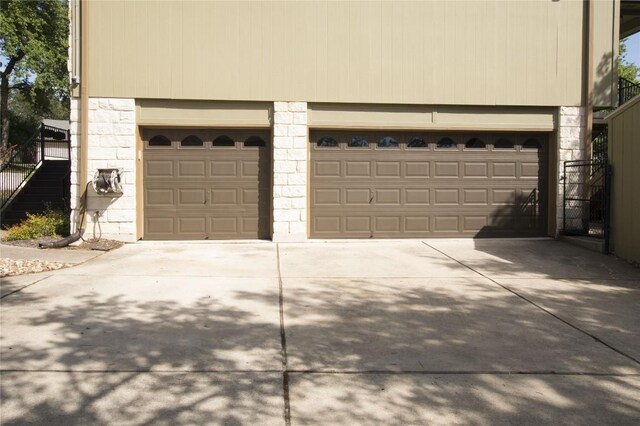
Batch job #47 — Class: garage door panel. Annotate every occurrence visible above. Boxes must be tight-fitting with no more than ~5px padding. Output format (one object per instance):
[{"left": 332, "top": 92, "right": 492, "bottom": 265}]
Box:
[
  {"left": 345, "top": 216, "right": 371, "bottom": 232},
  {"left": 434, "top": 162, "right": 460, "bottom": 177},
  {"left": 144, "top": 129, "right": 270, "bottom": 240},
  {"left": 375, "top": 189, "right": 401, "bottom": 205},
  {"left": 463, "top": 189, "right": 488, "bottom": 205},
  {"left": 178, "top": 217, "right": 206, "bottom": 234},
  {"left": 314, "top": 216, "right": 341, "bottom": 234},
  {"left": 211, "top": 189, "right": 237, "bottom": 205},
  {"left": 178, "top": 160, "right": 206, "bottom": 177},
  {"left": 375, "top": 162, "right": 401, "bottom": 177},
  {"left": 345, "top": 188, "right": 371, "bottom": 205},
  {"left": 210, "top": 217, "right": 238, "bottom": 234},
  {"left": 146, "top": 188, "right": 174, "bottom": 206},
  {"left": 310, "top": 130, "right": 547, "bottom": 238},
  {"left": 146, "top": 217, "right": 175, "bottom": 235},
  {"left": 493, "top": 162, "right": 517, "bottom": 177},
  {"left": 178, "top": 189, "right": 206, "bottom": 205},
  {"left": 405, "top": 189, "right": 430, "bottom": 205},
  {"left": 464, "top": 162, "right": 489, "bottom": 177},
  {"left": 210, "top": 161, "right": 237, "bottom": 177},
  {"left": 315, "top": 161, "right": 341, "bottom": 177},
  {"left": 315, "top": 188, "right": 341, "bottom": 205},
  {"left": 434, "top": 216, "right": 460, "bottom": 232},
  {"left": 405, "top": 161, "right": 430, "bottom": 177},
  {"left": 146, "top": 160, "right": 173, "bottom": 177},
  {"left": 434, "top": 189, "right": 459, "bottom": 205},
  {"left": 405, "top": 216, "right": 430, "bottom": 232}
]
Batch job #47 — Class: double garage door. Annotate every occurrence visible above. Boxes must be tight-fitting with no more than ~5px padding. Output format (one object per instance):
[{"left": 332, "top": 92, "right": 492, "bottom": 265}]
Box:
[
  {"left": 310, "top": 130, "right": 548, "bottom": 238},
  {"left": 143, "top": 129, "right": 270, "bottom": 240},
  {"left": 142, "top": 128, "right": 548, "bottom": 240}
]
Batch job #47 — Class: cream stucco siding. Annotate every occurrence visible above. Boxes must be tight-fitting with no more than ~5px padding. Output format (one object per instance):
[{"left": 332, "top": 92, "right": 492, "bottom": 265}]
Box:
[{"left": 87, "top": 0, "right": 599, "bottom": 107}]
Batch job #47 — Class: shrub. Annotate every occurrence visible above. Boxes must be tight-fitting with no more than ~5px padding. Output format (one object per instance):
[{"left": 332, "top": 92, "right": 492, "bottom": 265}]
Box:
[{"left": 3, "top": 209, "right": 70, "bottom": 241}]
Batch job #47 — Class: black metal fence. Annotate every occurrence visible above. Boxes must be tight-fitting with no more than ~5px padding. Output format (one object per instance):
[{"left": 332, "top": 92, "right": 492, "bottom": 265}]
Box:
[
  {"left": 619, "top": 77, "right": 640, "bottom": 106},
  {"left": 0, "top": 123, "right": 70, "bottom": 208},
  {"left": 563, "top": 160, "right": 610, "bottom": 248}
]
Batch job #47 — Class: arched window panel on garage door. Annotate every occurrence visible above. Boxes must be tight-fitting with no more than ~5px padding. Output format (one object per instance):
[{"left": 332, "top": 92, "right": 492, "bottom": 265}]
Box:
[
  {"left": 436, "top": 137, "right": 457, "bottom": 149},
  {"left": 212, "top": 135, "right": 235, "bottom": 148},
  {"left": 465, "top": 137, "right": 486, "bottom": 149},
  {"left": 407, "top": 137, "right": 427, "bottom": 148},
  {"left": 317, "top": 136, "right": 339, "bottom": 148},
  {"left": 377, "top": 136, "right": 399, "bottom": 148},
  {"left": 244, "top": 136, "right": 266, "bottom": 148},
  {"left": 494, "top": 137, "right": 515, "bottom": 150},
  {"left": 148, "top": 135, "right": 172, "bottom": 148},
  {"left": 522, "top": 138, "right": 542, "bottom": 151},
  {"left": 181, "top": 135, "right": 204, "bottom": 148},
  {"left": 348, "top": 136, "right": 369, "bottom": 148}
]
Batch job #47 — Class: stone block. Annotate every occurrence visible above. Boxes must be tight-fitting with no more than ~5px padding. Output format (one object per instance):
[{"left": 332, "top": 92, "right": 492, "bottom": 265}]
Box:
[
  {"left": 288, "top": 102, "right": 307, "bottom": 112},
  {"left": 274, "top": 112, "right": 293, "bottom": 124},
  {"left": 287, "top": 149, "right": 307, "bottom": 161},
  {"left": 289, "top": 221, "right": 307, "bottom": 234},
  {"left": 287, "top": 173, "right": 307, "bottom": 185},
  {"left": 288, "top": 125, "right": 307, "bottom": 137},
  {"left": 273, "top": 148, "right": 288, "bottom": 161},
  {"left": 89, "top": 123, "right": 113, "bottom": 136},
  {"left": 293, "top": 112, "right": 307, "bottom": 125},
  {"left": 291, "top": 198, "right": 307, "bottom": 209},
  {"left": 292, "top": 136, "right": 308, "bottom": 149},
  {"left": 282, "top": 185, "right": 306, "bottom": 197},
  {"left": 273, "top": 198, "right": 291, "bottom": 209},
  {"left": 274, "top": 161, "right": 297, "bottom": 173},
  {"left": 274, "top": 137, "right": 293, "bottom": 149},
  {"left": 274, "top": 209, "right": 300, "bottom": 222},
  {"left": 273, "top": 222, "right": 289, "bottom": 233},
  {"left": 114, "top": 123, "right": 136, "bottom": 136},
  {"left": 274, "top": 173, "right": 288, "bottom": 185},
  {"left": 274, "top": 124, "right": 288, "bottom": 137},
  {"left": 116, "top": 148, "right": 136, "bottom": 160},
  {"left": 274, "top": 102, "right": 289, "bottom": 112}
]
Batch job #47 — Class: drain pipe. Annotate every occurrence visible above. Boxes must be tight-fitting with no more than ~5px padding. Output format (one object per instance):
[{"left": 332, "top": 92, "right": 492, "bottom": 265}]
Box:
[{"left": 78, "top": 0, "right": 89, "bottom": 233}]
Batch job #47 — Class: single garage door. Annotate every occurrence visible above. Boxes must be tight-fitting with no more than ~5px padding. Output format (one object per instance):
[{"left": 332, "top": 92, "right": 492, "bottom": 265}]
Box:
[
  {"left": 143, "top": 129, "right": 270, "bottom": 240},
  {"left": 310, "top": 130, "right": 548, "bottom": 238}
]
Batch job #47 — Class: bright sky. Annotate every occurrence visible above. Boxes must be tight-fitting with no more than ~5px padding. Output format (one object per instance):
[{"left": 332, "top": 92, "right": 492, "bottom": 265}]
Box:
[{"left": 622, "top": 32, "right": 640, "bottom": 69}]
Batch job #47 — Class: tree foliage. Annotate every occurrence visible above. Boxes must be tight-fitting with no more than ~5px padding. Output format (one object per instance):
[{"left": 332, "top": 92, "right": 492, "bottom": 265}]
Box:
[
  {"left": 619, "top": 39, "right": 640, "bottom": 83},
  {"left": 0, "top": 0, "right": 69, "bottom": 151}
]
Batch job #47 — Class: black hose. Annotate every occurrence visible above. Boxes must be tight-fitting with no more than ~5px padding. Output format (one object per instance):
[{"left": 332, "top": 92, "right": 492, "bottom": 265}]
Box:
[{"left": 38, "top": 228, "right": 84, "bottom": 249}]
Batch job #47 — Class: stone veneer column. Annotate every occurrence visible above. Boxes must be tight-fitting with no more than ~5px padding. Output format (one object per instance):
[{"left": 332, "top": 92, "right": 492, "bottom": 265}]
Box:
[
  {"left": 556, "top": 106, "right": 587, "bottom": 236},
  {"left": 272, "top": 102, "right": 308, "bottom": 242},
  {"left": 70, "top": 97, "right": 137, "bottom": 242}
]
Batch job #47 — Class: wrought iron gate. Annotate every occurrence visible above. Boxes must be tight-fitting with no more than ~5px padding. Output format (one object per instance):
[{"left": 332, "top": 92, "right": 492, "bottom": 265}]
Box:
[{"left": 563, "top": 159, "right": 610, "bottom": 251}]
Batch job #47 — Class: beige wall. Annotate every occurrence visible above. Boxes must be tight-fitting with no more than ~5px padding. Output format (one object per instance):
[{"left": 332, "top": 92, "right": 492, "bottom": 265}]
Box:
[
  {"left": 86, "top": 0, "right": 606, "bottom": 107},
  {"left": 592, "top": 0, "right": 620, "bottom": 108},
  {"left": 608, "top": 96, "right": 640, "bottom": 264}
]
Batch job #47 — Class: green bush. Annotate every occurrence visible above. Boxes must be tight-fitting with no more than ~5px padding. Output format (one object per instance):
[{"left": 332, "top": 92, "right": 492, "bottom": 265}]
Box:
[{"left": 3, "top": 209, "right": 70, "bottom": 241}]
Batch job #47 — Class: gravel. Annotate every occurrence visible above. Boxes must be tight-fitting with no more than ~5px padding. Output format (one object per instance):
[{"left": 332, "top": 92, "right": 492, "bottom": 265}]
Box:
[
  {"left": 1, "top": 237, "right": 123, "bottom": 278},
  {"left": 1, "top": 258, "right": 73, "bottom": 278}
]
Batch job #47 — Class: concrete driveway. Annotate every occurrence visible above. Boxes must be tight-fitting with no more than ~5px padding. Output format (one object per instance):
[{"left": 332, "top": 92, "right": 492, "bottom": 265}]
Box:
[{"left": 1, "top": 239, "right": 639, "bottom": 425}]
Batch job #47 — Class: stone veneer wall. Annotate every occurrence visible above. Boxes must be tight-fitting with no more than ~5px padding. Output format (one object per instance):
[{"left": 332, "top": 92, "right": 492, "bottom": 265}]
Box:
[
  {"left": 69, "top": 97, "right": 137, "bottom": 242},
  {"left": 272, "top": 102, "right": 308, "bottom": 242},
  {"left": 556, "top": 106, "right": 587, "bottom": 235}
]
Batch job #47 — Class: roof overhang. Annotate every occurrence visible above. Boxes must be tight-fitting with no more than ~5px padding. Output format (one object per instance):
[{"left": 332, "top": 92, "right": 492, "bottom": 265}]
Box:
[{"left": 621, "top": 0, "right": 640, "bottom": 39}]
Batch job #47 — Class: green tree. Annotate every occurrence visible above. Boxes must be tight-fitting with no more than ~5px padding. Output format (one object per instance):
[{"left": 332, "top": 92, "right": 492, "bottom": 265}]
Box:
[
  {"left": 0, "top": 0, "right": 69, "bottom": 153},
  {"left": 619, "top": 39, "right": 640, "bottom": 83}
]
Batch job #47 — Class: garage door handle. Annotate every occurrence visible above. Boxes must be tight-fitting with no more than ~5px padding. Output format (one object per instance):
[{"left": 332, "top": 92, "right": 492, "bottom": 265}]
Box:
[{"left": 369, "top": 192, "right": 374, "bottom": 204}]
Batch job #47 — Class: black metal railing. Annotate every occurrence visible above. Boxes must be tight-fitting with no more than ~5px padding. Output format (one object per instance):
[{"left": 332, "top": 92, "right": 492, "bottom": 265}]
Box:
[
  {"left": 592, "top": 129, "right": 608, "bottom": 165},
  {"left": 0, "top": 123, "right": 70, "bottom": 209},
  {"left": 619, "top": 77, "right": 640, "bottom": 106},
  {"left": 563, "top": 159, "right": 611, "bottom": 250}
]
